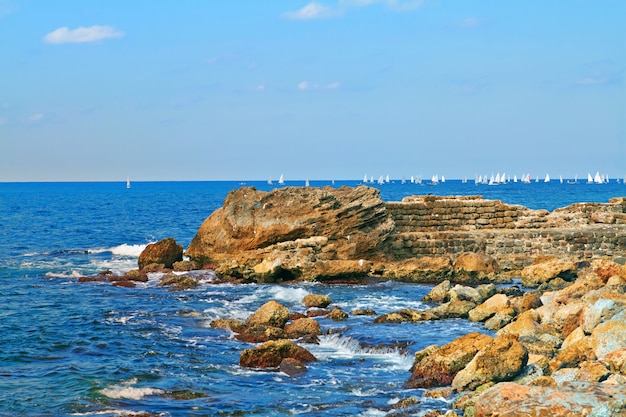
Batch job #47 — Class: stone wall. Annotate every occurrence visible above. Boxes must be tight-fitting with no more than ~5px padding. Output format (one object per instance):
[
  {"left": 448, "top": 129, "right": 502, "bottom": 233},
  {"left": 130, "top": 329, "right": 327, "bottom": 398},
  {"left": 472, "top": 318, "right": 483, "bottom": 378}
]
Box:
[{"left": 385, "top": 196, "right": 626, "bottom": 263}]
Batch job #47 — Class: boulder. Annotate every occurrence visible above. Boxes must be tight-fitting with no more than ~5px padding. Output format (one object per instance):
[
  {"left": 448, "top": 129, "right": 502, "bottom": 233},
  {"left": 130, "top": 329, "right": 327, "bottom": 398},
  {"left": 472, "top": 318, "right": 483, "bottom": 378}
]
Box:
[
  {"left": 302, "top": 294, "right": 332, "bottom": 308},
  {"left": 452, "top": 252, "right": 500, "bottom": 282},
  {"left": 452, "top": 334, "right": 528, "bottom": 391},
  {"left": 138, "top": 238, "right": 183, "bottom": 270},
  {"left": 279, "top": 358, "right": 308, "bottom": 377},
  {"left": 245, "top": 301, "right": 291, "bottom": 328},
  {"left": 186, "top": 186, "right": 395, "bottom": 264},
  {"left": 382, "top": 257, "right": 453, "bottom": 282},
  {"left": 422, "top": 280, "right": 452, "bottom": 303},
  {"left": 407, "top": 332, "right": 492, "bottom": 388},
  {"left": 520, "top": 257, "right": 578, "bottom": 287},
  {"left": 468, "top": 293, "right": 511, "bottom": 322},
  {"left": 474, "top": 382, "right": 626, "bottom": 416},
  {"left": 284, "top": 318, "right": 322, "bottom": 339},
  {"left": 239, "top": 340, "right": 317, "bottom": 368}
]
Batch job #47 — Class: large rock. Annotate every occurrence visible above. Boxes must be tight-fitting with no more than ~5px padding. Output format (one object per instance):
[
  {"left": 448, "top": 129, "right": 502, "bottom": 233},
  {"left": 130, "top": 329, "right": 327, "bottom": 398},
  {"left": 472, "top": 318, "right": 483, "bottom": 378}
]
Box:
[
  {"left": 245, "top": 301, "right": 291, "bottom": 328},
  {"left": 452, "top": 252, "right": 500, "bottom": 282},
  {"left": 138, "top": 238, "right": 183, "bottom": 270},
  {"left": 474, "top": 381, "right": 626, "bottom": 416},
  {"left": 239, "top": 340, "right": 317, "bottom": 368},
  {"left": 520, "top": 257, "right": 578, "bottom": 287},
  {"left": 407, "top": 332, "right": 492, "bottom": 388},
  {"left": 186, "top": 186, "right": 395, "bottom": 264},
  {"left": 452, "top": 334, "right": 528, "bottom": 391}
]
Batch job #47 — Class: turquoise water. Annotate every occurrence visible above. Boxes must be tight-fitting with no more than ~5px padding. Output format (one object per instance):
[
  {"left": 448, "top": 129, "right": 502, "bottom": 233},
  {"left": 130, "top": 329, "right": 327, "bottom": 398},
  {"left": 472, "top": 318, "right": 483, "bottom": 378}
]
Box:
[{"left": 0, "top": 179, "right": 624, "bottom": 416}]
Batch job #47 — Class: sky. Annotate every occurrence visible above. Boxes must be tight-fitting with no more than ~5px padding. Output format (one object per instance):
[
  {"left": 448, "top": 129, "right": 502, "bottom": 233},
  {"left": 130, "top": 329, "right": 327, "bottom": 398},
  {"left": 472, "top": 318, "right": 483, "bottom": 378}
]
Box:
[{"left": 1, "top": 0, "right": 625, "bottom": 182}]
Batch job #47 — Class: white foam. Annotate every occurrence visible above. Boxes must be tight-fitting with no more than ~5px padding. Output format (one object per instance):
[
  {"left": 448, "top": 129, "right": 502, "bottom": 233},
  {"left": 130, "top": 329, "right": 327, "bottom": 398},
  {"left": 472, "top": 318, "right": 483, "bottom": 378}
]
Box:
[
  {"left": 99, "top": 379, "right": 164, "bottom": 400},
  {"left": 90, "top": 243, "right": 149, "bottom": 258},
  {"left": 45, "top": 270, "right": 83, "bottom": 279},
  {"left": 311, "top": 334, "right": 413, "bottom": 370}
]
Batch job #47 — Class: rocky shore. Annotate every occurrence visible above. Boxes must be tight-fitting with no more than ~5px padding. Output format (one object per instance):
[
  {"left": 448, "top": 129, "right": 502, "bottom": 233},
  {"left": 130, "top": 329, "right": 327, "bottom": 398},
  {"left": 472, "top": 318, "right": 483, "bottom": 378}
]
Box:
[{"left": 80, "top": 185, "right": 626, "bottom": 415}]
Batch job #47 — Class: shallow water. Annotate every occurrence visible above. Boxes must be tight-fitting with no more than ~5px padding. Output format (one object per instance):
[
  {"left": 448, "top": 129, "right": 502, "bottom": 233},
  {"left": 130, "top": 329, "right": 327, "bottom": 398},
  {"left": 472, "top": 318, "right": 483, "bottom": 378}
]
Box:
[{"left": 1, "top": 179, "right": 624, "bottom": 416}]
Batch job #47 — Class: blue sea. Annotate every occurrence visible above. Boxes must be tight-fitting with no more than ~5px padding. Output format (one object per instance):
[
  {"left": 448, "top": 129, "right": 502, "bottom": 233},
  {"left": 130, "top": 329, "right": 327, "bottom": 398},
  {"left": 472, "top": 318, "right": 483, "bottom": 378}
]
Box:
[{"left": 1, "top": 179, "right": 625, "bottom": 417}]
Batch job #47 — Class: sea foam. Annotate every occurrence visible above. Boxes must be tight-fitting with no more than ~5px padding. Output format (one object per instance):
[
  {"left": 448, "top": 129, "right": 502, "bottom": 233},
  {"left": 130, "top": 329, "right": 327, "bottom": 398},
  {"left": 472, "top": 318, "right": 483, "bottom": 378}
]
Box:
[{"left": 99, "top": 379, "right": 164, "bottom": 400}]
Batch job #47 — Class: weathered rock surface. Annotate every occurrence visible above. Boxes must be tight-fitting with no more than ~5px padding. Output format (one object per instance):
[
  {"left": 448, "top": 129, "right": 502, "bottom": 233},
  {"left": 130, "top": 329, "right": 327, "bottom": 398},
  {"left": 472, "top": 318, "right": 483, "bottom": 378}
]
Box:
[
  {"left": 474, "top": 381, "right": 626, "bottom": 416},
  {"left": 239, "top": 340, "right": 317, "bottom": 368},
  {"left": 138, "top": 238, "right": 183, "bottom": 270},
  {"left": 407, "top": 332, "right": 492, "bottom": 388}
]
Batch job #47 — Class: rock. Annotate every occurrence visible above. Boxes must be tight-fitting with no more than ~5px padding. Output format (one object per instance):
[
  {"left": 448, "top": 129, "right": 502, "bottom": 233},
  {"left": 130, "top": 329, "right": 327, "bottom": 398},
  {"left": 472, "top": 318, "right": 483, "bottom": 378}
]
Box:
[
  {"left": 452, "top": 334, "right": 528, "bottom": 391},
  {"left": 468, "top": 293, "right": 510, "bottom": 322},
  {"left": 452, "top": 252, "right": 500, "bottom": 282},
  {"left": 246, "top": 301, "right": 291, "bottom": 328},
  {"left": 407, "top": 332, "right": 492, "bottom": 388},
  {"left": 520, "top": 257, "right": 578, "bottom": 287},
  {"left": 172, "top": 260, "right": 201, "bottom": 271},
  {"left": 302, "top": 294, "right": 332, "bottom": 308},
  {"left": 422, "top": 280, "right": 452, "bottom": 303},
  {"left": 382, "top": 257, "right": 453, "bottom": 283},
  {"left": 235, "top": 325, "right": 287, "bottom": 343},
  {"left": 159, "top": 273, "right": 199, "bottom": 290},
  {"left": 327, "top": 308, "right": 349, "bottom": 321},
  {"left": 186, "top": 186, "right": 395, "bottom": 269},
  {"left": 279, "top": 358, "right": 308, "bottom": 377},
  {"left": 510, "top": 291, "right": 542, "bottom": 315},
  {"left": 284, "top": 318, "right": 322, "bottom": 339},
  {"left": 239, "top": 340, "right": 317, "bottom": 368},
  {"left": 138, "top": 238, "right": 183, "bottom": 270},
  {"left": 474, "top": 381, "right": 626, "bottom": 416},
  {"left": 588, "top": 319, "right": 626, "bottom": 360},
  {"left": 350, "top": 308, "right": 377, "bottom": 316},
  {"left": 428, "top": 299, "right": 477, "bottom": 319}
]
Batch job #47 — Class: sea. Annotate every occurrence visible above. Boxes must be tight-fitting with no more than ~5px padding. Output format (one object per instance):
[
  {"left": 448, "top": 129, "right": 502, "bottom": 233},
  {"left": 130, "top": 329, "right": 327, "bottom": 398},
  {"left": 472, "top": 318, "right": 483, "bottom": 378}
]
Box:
[{"left": 1, "top": 178, "right": 625, "bottom": 417}]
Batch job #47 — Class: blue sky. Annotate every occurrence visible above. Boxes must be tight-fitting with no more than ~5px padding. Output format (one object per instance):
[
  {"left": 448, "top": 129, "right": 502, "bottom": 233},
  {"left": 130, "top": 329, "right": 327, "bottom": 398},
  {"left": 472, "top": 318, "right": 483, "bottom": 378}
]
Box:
[{"left": 1, "top": 0, "right": 624, "bottom": 182}]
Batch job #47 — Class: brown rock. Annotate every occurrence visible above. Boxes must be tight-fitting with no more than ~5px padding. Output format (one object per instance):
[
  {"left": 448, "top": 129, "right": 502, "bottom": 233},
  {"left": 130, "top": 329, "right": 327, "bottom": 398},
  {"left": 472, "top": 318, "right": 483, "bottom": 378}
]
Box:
[
  {"left": 452, "top": 252, "right": 500, "bottom": 282},
  {"left": 235, "top": 325, "right": 287, "bottom": 343},
  {"left": 138, "top": 238, "right": 183, "bottom": 270},
  {"left": 245, "top": 301, "right": 291, "bottom": 328},
  {"left": 520, "top": 257, "right": 578, "bottom": 287},
  {"left": 474, "top": 381, "right": 626, "bottom": 416},
  {"left": 284, "top": 317, "right": 322, "bottom": 339},
  {"left": 186, "top": 186, "right": 395, "bottom": 264},
  {"left": 407, "top": 332, "right": 493, "bottom": 388},
  {"left": 239, "top": 340, "right": 317, "bottom": 368},
  {"left": 302, "top": 294, "right": 332, "bottom": 308},
  {"left": 452, "top": 334, "right": 528, "bottom": 391},
  {"left": 468, "top": 293, "right": 510, "bottom": 322},
  {"left": 279, "top": 358, "right": 308, "bottom": 377},
  {"left": 383, "top": 257, "right": 453, "bottom": 282},
  {"left": 327, "top": 308, "right": 349, "bottom": 321},
  {"left": 422, "top": 280, "right": 452, "bottom": 303}
]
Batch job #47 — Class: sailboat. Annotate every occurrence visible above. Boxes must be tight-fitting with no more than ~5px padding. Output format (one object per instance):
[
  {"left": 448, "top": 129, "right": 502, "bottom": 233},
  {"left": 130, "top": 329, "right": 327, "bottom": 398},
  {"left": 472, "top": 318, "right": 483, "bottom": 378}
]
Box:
[
  {"left": 268, "top": 177, "right": 273, "bottom": 185},
  {"left": 304, "top": 178, "right": 310, "bottom": 187},
  {"left": 278, "top": 174, "right": 285, "bottom": 185},
  {"left": 567, "top": 174, "right": 578, "bottom": 184},
  {"left": 544, "top": 174, "right": 550, "bottom": 183},
  {"left": 126, "top": 177, "right": 131, "bottom": 189}
]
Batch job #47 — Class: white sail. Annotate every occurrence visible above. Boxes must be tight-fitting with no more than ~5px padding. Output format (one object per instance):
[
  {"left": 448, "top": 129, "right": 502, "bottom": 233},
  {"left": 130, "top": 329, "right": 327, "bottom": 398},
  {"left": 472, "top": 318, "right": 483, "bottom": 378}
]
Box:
[
  {"left": 594, "top": 171, "right": 603, "bottom": 184},
  {"left": 126, "top": 177, "right": 131, "bottom": 189},
  {"left": 364, "top": 174, "right": 368, "bottom": 183},
  {"left": 278, "top": 174, "right": 284, "bottom": 185},
  {"left": 544, "top": 174, "right": 550, "bottom": 183},
  {"left": 587, "top": 173, "right": 594, "bottom": 184}
]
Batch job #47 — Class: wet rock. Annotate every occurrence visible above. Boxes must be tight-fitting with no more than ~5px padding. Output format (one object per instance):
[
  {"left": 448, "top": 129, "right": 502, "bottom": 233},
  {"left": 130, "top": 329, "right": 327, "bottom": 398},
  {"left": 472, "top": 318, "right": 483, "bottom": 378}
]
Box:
[
  {"left": 239, "top": 340, "right": 317, "bottom": 368},
  {"left": 235, "top": 325, "right": 287, "bottom": 343},
  {"left": 159, "top": 273, "right": 199, "bottom": 290},
  {"left": 279, "top": 358, "right": 308, "bottom": 377},
  {"left": 350, "top": 308, "right": 377, "bottom": 316},
  {"left": 138, "top": 238, "right": 183, "bottom": 270},
  {"left": 284, "top": 318, "right": 322, "bottom": 339},
  {"left": 245, "top": 300, "right": 291, "bottom": 328},
  {"left": 327, "top": 307, "right": 349, "bottom": 321},
  {"left": 468, "top": 293, "right": 511, "bottom": 322},
  {"left": 422, "top": 280, "right": 452, "bottom": 303},
  {"left": 302, "top": 294, "right": 332, "bottom": 308}
]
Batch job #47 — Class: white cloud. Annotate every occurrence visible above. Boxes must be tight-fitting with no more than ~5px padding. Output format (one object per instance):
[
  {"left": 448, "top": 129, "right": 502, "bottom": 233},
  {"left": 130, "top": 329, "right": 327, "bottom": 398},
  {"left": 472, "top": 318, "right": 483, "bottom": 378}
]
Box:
[
  {"left": 283, "top": 2, "right": 338, "bottom": 20},
  {"left": 283, "top": 0, "right": 422, "bottom": 20},
  {"left": 43, "top": 25, "right": 124, "bottom": 44},
  {"left": 576, "top": 77, "right": 609, "bottom": 86},
  {"left": 256, "top": 84, "right": 266, "bottom": 91},
  {"left": 28, "top": 113, "right": 43, "bottom": 122}
]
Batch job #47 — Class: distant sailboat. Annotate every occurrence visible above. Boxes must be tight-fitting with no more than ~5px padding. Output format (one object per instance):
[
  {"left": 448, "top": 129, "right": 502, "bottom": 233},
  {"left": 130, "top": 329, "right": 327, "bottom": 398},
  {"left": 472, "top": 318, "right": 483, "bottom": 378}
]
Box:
[
  {"left": 278, "top": 174, "right": 285, "bottom": 185},
  {"left": 305, "top": 178, "right": 310, "bottom": 187},
  {"left": 587, "top": 173, "right": 594, "bottom": 184},
  {"left": 268, "top": 177, "right": 273, "bottom": 185},
  {"left": 126, "top": 177, "right": 131, "bottom": 189},
  {"left": 567, "top": 174, "right": 578, "bottom": 184},
  {"left": 544, "top": 174, "right": 550, "bottom": 183},
  {"left": 363, "top": 174, "right": 368, "bottom": 183}
]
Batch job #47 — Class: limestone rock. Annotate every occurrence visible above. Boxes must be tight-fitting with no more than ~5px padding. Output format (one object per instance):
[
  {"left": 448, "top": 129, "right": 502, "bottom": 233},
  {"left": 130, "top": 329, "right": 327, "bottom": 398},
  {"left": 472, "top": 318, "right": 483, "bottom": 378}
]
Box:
[
  {"left": 452, "top": 334, "right": 528, "bottom": 391},
  {"left": 468, "top": 293, "right": 511, "bottom": 322},
  {"left": 284, "top": 317, "right": 322, "bottom": 339},
  {"left": 302, "top": 294, "right": 332, "bottom": 308},
  {"left": 239, "top": 340, "right": 317, "bottom": 368},
  {"left": 245, "top": 301, "right": 291, "bottom": 328},
  {"left": 138, "top": 238, "right": 183, "bottom": 270},
  {"left": 474, "top": 381, "right": 626, "bottom": 416},
  {"left": 186, "top": 185, "right": 395, "bottom": 263},
  {"left": 452, "top": 252, "right": 500, "bottom": 282},
  {"left": 407, "top": 332, "right": 492, "bottom": 388},
  {"left": 520, "top": 257, "right": 578, "bottom": 287}
]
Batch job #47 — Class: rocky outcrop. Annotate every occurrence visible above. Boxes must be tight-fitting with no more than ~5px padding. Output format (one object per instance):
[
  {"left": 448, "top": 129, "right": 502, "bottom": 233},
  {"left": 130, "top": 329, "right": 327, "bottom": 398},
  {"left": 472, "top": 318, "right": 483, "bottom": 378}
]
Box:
[
  {"left": 183, "top": 186, "right": 626, "bottom": 283},
  {"left": 239, "top": 340, "right": 317, "bottom": 368},
  {"left": 138, "top": 238, "right": 183, "bottom": 270}
]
